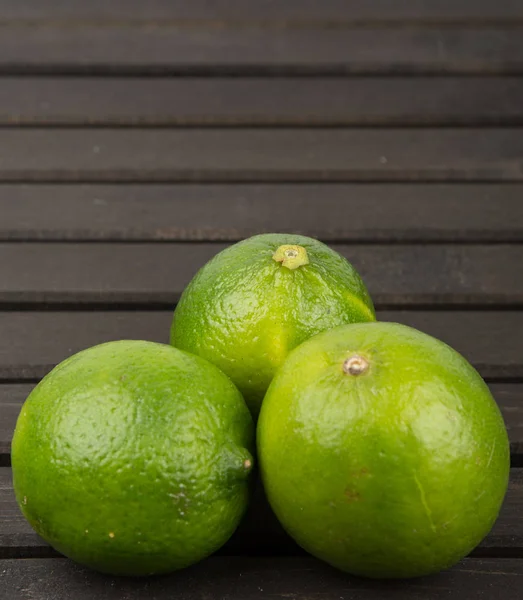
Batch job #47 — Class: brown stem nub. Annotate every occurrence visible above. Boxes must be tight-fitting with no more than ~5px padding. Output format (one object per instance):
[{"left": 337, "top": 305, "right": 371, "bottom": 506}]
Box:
[{"left": 343, "top": 355, "right": 370, "bottom": 376}]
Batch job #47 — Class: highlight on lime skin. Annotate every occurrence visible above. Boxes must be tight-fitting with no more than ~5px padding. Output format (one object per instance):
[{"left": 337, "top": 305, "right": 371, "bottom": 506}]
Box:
[{"left": 272, "top": 245, "right": 310, "bottom": 270}]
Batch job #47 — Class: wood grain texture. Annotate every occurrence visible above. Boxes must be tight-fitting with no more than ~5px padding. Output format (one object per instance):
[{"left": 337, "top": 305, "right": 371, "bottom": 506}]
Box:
[
  {"left": 1, "top": 184, "right": 522, "bottom": 243},
  {"left": 2, "top": 1, "right": 523, "bottom": 24},
  {"left": 2, "top": 384, "right": 521, "bottom": 459},
  {"left": 2, "top": 557, "right": 523, "bottom": 600},
  {"left": 1, "top": 129, "right": 523, "bottom": 182},
  {"left": 1, "top": 468, "right": 522, "bottom": 559},
  {"left": 1, "top": 28, "right": 523, "bottom": 75},
  {"left": 0, "top": 243, "right": 522, "bottom": 307},
  {"left": 0, "top": 311, "right": 520, "bottom": 382},
  {"left": 3, "top": 77, "right": 523, "bottom": 126}
]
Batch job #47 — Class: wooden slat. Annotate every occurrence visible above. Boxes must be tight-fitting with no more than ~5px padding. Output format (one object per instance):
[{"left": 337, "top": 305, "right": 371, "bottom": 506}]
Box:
[
  {"left": 2, "top": 384, "right": 521, "bottom": 459},
  {"left": 0, "top": 385, "right": 33, "bottom": 456},
  {"left": 1, "top": 129, "right": 523, "bottom": 183},
  {"left": 386, "top": 311, "right": 523, "bottom": 380},
  {"left": 1, "top": 468, "right": 522, "bottom": 559},
  {"left": 0, "top": 244, "right": 522, "bottom": 307},
  {"left": 500, "top": 385, "right": 523, "bottom": 456},
  {"left": 0, "top": 311, "right": 520, "bottom": 382},
  {"left": 0, "top": 312, "right": 173, "bottom": 382},
  {"left": 3, "top": 77, "right": 523, "bottom": 126},
  {"left": 2, "top": 1, "right": 523, "bottom": 24},
  {"left": 1, "top": 28, "right": 523, "bottom": 75},
  {"left": 1, "top": 184, "right": 522, "bottom": 243},
  {"left": 2, "top": 557, "right": 523, "bottom": 600}
]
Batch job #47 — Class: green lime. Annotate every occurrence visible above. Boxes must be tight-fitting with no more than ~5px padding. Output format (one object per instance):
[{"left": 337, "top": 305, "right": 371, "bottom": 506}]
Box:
[
  {"left": 258, "top": 322, "right": 510, "bottom": 579},
  {"left": 12, "top": 340, "right": 254, "bottom": 576},
  {"left": 171, "top": 234, "right": 375, "bottom": 416}
]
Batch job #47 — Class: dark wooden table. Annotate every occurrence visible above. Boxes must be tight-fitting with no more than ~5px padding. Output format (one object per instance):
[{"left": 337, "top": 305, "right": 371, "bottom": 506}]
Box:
[{"left": 1, "top": 2, "right": 523, "bottom": 598}]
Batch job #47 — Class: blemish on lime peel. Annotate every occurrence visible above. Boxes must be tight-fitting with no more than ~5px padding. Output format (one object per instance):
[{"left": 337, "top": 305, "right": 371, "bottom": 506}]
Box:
[
  {"left": 343, "top": 355, "right": 369, "bottom": 376},
  {"left": 272, "top": 245, "right": 310, "bottom": 270}
]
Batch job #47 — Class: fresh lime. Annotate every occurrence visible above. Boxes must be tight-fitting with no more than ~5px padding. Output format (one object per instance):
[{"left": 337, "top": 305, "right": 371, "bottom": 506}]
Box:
[
  {"left": 12, "top": 340, "right": 254, "bottom": 576},
  {"left": 171, "top": 234, "right": 375, "bottom": 416},
  {"left": 258, "top": 322, "right": 510, "bottom": 579}
]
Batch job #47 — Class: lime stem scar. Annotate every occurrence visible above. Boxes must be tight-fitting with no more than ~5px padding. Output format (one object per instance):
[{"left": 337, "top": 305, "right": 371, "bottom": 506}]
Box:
[
  {"left": 272, "top": 245, "right": 310, "bottom": 270},
  {"left": 343, "top": 355, "right": 369, "bottom": 376}
]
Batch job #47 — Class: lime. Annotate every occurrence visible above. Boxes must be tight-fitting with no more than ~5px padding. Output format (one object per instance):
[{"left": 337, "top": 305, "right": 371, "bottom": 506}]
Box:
[
  {"left": 258, "top": 322, "right": 510, "bottom": 579},
  {"left": 12, "top": 341, "right": 254, "bottom": 576},
  {"left": 171, "top": 234, "right": 375, "bottom": 416}
]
